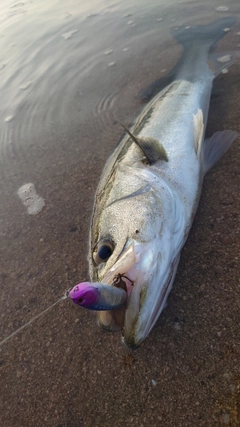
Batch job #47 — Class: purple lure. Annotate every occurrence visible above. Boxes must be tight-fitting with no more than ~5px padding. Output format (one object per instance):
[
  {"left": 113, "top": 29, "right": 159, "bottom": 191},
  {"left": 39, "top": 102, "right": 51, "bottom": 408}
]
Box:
[
  {"left": 69, "top": 281, "right": 127, "bottom": 311},
  {"left": 69, "top": 282, "right": 99, "bottom": 308}
]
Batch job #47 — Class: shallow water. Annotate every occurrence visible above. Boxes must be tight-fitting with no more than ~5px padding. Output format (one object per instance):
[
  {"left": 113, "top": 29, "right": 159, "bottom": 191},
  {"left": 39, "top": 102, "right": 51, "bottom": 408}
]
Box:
[{"left": 0, "top": 1, "right": 240, "bottom": 426}]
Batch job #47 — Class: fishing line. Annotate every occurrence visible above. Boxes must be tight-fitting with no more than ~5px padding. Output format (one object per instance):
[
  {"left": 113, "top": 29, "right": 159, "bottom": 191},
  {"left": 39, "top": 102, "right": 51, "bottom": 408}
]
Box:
[{"left": 0, "top": 294, "right": 68, "bottom": 347}]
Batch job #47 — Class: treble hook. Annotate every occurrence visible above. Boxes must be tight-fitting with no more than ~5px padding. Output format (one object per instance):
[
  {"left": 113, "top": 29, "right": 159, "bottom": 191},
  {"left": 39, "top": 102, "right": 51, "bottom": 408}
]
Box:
[{"left": 112, "top": 273, "right": 134, "bottom": 292}]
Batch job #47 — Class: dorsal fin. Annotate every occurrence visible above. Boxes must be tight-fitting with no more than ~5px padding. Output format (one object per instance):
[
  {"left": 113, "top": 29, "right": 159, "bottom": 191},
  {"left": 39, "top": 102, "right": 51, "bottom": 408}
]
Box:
[{"left": 119, "top": 122, "right": 168, "bottom": 164}]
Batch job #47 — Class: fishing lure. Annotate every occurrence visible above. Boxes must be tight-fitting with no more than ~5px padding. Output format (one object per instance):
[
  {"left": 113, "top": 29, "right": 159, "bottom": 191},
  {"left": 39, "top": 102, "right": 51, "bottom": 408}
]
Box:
[{"left": 68, "top": 278, "right": 128, "bottom": 310}]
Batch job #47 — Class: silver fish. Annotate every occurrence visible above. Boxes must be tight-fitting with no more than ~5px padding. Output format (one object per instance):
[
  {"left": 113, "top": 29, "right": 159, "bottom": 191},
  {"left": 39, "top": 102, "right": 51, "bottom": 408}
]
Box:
[{"left": 88, "top": 17, "right": 238, "bottom": 348}]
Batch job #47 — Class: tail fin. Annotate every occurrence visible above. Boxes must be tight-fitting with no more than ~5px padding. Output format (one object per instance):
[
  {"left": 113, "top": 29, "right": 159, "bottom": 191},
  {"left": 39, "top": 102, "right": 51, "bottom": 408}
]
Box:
[
  {"left": 173, "top": 17, "right": 237, "bottom": 51},
  {"left": 171, "top": 17, "right": 238, "bottom": 81},
  {"left": 140, "top": 17, "right": 238, "bottom": 100}
]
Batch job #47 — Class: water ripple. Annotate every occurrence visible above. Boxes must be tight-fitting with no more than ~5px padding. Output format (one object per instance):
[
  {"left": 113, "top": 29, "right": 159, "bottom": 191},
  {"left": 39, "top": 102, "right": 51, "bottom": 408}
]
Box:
[{"left": 94, "top": 90, "right": 119, "bottom": 126}]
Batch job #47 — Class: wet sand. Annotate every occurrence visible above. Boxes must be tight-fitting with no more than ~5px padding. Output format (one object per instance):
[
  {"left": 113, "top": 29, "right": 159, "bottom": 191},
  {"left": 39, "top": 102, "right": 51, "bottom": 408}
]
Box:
[{"left": 0, "top": 1, "right": 240, "bottom": 426}]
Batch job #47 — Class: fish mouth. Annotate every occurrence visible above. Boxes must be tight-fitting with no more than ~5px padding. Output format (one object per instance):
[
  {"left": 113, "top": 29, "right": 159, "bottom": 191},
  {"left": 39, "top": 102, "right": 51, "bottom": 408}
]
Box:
[
  {"left": 96, "top": 243, "right": 137, "bottom": 333},
  {"left": 96, "top": 241, "right": 180, "bottom": 348}
]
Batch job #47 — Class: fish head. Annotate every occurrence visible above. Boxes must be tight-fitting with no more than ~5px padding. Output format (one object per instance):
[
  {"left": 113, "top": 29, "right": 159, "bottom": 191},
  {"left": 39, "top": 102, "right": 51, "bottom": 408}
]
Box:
[{"left": 89, "top": 170, "right": 185, "bottom": 348}]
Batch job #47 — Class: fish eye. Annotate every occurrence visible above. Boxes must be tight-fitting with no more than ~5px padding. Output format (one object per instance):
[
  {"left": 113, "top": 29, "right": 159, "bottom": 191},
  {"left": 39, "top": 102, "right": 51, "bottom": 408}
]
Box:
[{"left": 93, "top": 239, "right": 114, "bottom": 264}]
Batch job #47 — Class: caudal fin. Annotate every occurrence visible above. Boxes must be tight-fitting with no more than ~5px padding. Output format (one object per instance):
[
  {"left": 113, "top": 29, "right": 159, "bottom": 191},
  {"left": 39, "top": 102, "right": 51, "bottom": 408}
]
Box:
[
  {"left": 140, "top": 17, "right": 238, "bottom": 100},
  {"left": 173, "top": 17, "right": 238, "bottom": 80},
  {"left": 173, "top": 17, "right": 237, "bottom": 51}
]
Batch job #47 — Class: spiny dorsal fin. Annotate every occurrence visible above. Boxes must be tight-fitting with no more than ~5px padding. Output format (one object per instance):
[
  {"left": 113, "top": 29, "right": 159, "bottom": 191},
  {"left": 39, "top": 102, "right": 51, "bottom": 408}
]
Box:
[
  {"left": 119, "top": 122, "right": 168, "bottom": 164},
  {"left": 136, "top": 136, "right": 169, "bottom": 163}
]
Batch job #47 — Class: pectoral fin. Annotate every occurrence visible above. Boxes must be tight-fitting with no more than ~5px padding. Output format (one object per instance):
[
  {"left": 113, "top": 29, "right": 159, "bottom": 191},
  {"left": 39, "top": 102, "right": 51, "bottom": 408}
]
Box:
[
  {"left": 201, "top": 130, "right": 238, "bottom": 175},
  {"left": 193, "top": 109, "right": 204, "bottom": 154},
  {"left": 120, "top": 123, "right": 168, "bottom": 164}
]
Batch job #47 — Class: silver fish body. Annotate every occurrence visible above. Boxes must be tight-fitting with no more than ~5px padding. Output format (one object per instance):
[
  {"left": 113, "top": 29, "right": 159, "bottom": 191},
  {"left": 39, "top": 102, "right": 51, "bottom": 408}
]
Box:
[{"left": 89, "top": 18, "right": 238, "bottom": 348}]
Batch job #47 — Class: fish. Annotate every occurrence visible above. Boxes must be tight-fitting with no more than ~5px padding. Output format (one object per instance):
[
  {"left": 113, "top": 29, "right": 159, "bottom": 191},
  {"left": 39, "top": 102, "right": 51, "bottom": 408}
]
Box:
[{"left": 85, "top": 17, "right": 238, "bottom": 348}]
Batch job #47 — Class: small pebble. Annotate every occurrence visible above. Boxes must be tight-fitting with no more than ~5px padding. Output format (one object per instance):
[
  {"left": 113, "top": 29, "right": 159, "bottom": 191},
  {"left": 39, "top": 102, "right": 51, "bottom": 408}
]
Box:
[
  {"left": 127, "top": 20, "right": 134, "bottom": 25},
  {"left": 221, "top": 68, "right": 228, "bottom": 74},
  {"left": 151, "top": 379, "right": 157, "bottom": 386},
  {"left": 217, "top": 54, "right": 231, "bottom": 63},
  {"left": 122, "top": 48, "right": 128, "bottom": 51},
  {"left": 108, "top": 62, "right": 116, "bottom": 67},
  {"left": 104, "top": 50, "right": 113, "bottom": 55},
  {"left": 5, "top": 115, "right": 14, "bottom": 122},
  {"left": 157, "top": 18, "right": 163, "bottom": 22},
  {"left": 20, "top": 81, "right": 32, "bottom": 90},
  {"left": 223, "top": 28, "right": 230, "bottom": 32},
  {"left": 223, "top": 373, "right": 230, "bottom": 380},
  {"left": 17, "top": 183, "right": 45, "bottom": 215},
  {"left": 216, "top": 6, "right": 229, "bottom": 12}
]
